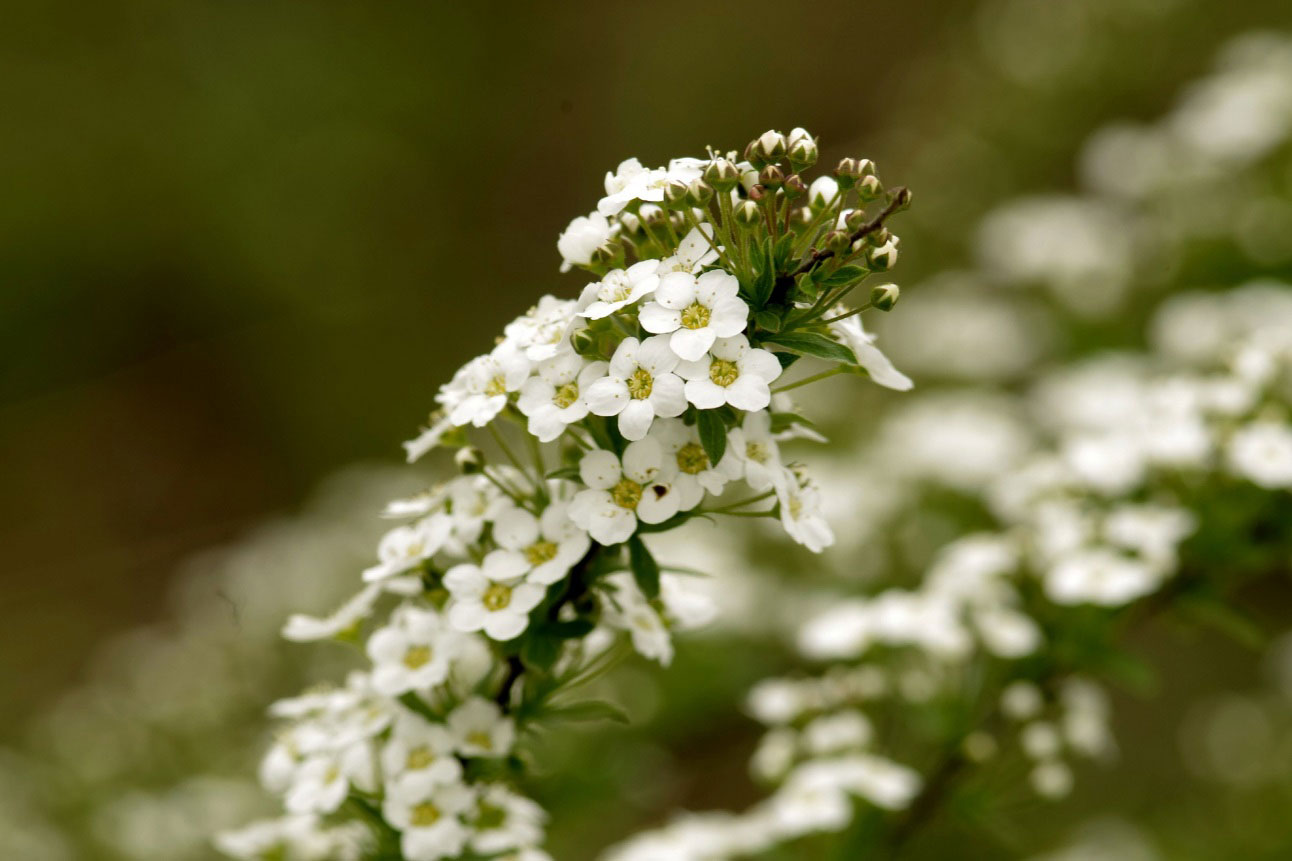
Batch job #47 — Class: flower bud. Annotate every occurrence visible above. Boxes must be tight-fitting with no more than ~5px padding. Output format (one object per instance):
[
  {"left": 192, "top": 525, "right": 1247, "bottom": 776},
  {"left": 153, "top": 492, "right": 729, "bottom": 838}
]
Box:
[
  {"left": 783, "top": 173, "right": 807, "bottom": 199},
  {"left": 639, "top": 204, "right": 666, "bottom": 229},
  {"left": 758, "top": 164, "right": 785, "bottom": 189},
  {"left": 748, "top": 183, "right": 767, "bottom": 202},
  {"left": 790, "top": 206, "right": 813, "bottom": 227},
  {"left": 867, "top": 226, "right": 891, "bottom": 247},
  {"left": 662, "top": 179, "right": 690, "bottom": 210},
  {"left": 455, "top": 446, "right": 485, "bottom": 474},
  {"left": 856, "top": 174, "right": 883, "bottom": 202},
  {"left": 893, "top": 187, "right": 913, "bottom": 210},
  {"left": 870, "top": 282, "right": 900, "bottom": 311},
  {"left": 868, "top": 241, "right": 898, "bottom": 272},
  {"left": 844, "top": 209, "right": 867, "bottom": 232},
  {"left": 787, "top": 129, "right": 818, "bottom": 169},
  {"left": 733, "top": 199, "right": 762, "bottom": 230},
  {"left": 822, "top": 230, "right": 852, "bottom": 255},
  {"left": 834, "top": 157, "right": 861, "bottom": 189},
  {"left": 685, "top": 178, "right": 714, "bottom": 207},
  {"left": 750, "top": 129, "right": 786, "bottom": 164},
  {"left": 743, "top": 139, "right": 764, "bottom": 170},
  {"left": 808, "top": 176, "right": 839, "bottom": 209},
  {"left": 570, "top": 327, "right": 598, "bottom": 356},
  {"left": 703, "top": 158, "right": 743, "bottom": 191}
]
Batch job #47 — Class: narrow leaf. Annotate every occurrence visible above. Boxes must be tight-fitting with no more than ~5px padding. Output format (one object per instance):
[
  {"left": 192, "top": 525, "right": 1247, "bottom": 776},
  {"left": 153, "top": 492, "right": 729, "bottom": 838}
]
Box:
[
  {"left": 766, "top": 331, "right": 858, "bottom": 365},
  {"left": 547, "top": 699, "right": 630, "bottom": 724},
  {"left": 627, "top": 535, "right": 660, "bottom": 599},
  {"left": 819, "top": 264, "right": 868, "bottom": 287},
  {"left": 696, "top": 409, "right": 728, "bottom": 467},
  {"left": 754, "top": 309, "right": 782, "bottom": 333}
]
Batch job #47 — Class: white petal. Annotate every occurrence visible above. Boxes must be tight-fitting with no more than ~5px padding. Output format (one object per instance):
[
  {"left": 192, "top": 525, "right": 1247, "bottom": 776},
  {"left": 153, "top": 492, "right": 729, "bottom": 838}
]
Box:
[
  {"left": 608, "top": 338, "right": 640, "bottom": 378},
  {"left": 636, "top": 484, "right": 680, "bottom": 523},
  {"left": 708, "top": 297, "right": 750, "bottom": 336},
  {"left": 711, "top": 334, "right": 750, "bottom": 361},
  {"left": 579, "top": 450, "right": 622, "bottom": 490},
  {"left": 695, "top": 269, "right": 739, "bottom": 305},
  {"left": 654, "top": 272, "right": 697, "bottom": 310},
  {"left": 674, "top": 355, "right": 711, "bottom": 381},
  {"left": 492, "top": 507, "right": 540, "bottom": 550},
  {"left": 639, "top": 302, "right": 682, "bottom": 334},
  {"left": 648, "top": 373, "right": 688, "bottom": 418},
  {"left": 482, "top": 549, "right": 529, "bottom": 581},
  {"left": 685, "top": 379, "right": 728, "bottom": 410},
  {"left": 618, "top": 399, "right": 656, "bottom": 441},
  {"left": 856, "top": 342, "right": 914, "bottom": 391},
  {"left": 484, "top": 610, "right": 529, "bottom": 642},
  {"left": 585, "top": 377, "right": 629, "bottom": 416},
  {"left": 622, "top": 437, "right": 664, "bottom": 483},
  {"left": 740, "top": 348, "right": 784, "bottom": 382},
  {"left": 636, "top": 334, "right": 680, "bottom": 374},
  {"left": 443, "top": 564, "right": 487, "bottom": 598},
  {"left": 669, "top": 326, "right": 716, "bottom": 362},
  {"left": 448, "top": 600, "right": 487, "bottom": 632},
  {"left": 725, "top": 376, "right": 771, "bottom": 412}
]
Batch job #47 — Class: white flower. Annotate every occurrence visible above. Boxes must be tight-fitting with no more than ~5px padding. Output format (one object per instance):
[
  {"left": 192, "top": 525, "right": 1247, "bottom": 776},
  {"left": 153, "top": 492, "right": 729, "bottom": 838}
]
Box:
[
  {"left": 598, "top": 157, "right": 705, "bottom": 217},
  {"left": 468, "top": 785, "right": 547, "bottom": 855},
  {"left": 1227, "top": 420, "right": 1292, "bottom": 488},
  {"left": 649, "top": 418, "right": 742, "bottom": 509},
  {"left": 557, "top": 211, "right": 613, "bottom": 273},
  {"left": 827, "top": 312, "right": 914, "bottom": 391},
  {"left": 283, "top": 576, "right": 419, "bottom": 642},
  {"left": 808, "top": 175, "right": 839, "bottom": 208},
  {"left": 677, "top": 334, "right": 782, "bottom": 411},
  {"left": 602, "top": 572, "right": 675, "bottom": 665},
  {"left": 381, "top": 712, "right": 463, "bottom": 794},
  {"left": 504, "top": 295, "right": 580, "bottom": 361},
  {"left": 403, "top": 414, "right": 455, "bottom": 463},
  {"left": 284, "top": 743, "right": 374, "bottom": 815},
  {"left": 215, "top": 815, "right": 359, "bottom": 861},
  {"left": 802, "top": 711, "right": 872, "bottom": 755},
  {"left": 1001, "top": 681, "right": 1044, "bottom": 720},
  {"left": 728, "top": 410, "right": 785, "bottom": 492},
  {"left": 517, "top": 353, "right": 607, "bottom": 442},
  {"left": 446, "top": 476, "right": 508, "bottom": 550},
  {"left": 656, "top": 225, "right": 719, "bottom": 275},
  {"left": 1030, "top": 760, "right": 1074, "bottom": 799},
  {"left": 437, "top": 344, "right": 533, "bottom": 428},
  {"left": 577, "top": 260, "right": 661, "bottom": 320},
  {"left": 1045, "top": 547, "right": 1163, "bottom": 606},
  {"left": 383, "top": 780, "right": 473, "bottom": 861},
  {"left": 492, "top": 502, "right": 591, "bottom": 585},
  {"left": 448, "top": 697, "right": 516, "bottom": 758},
  {"left": 775, "top": 468, "right": 835, "bottom": 553},
  {"left": 585, "top": 335, "right": 688, "bottom": 440},
  {"left": 362, "top": 515, "right": 453, "bottom": 583},
  {"left": 639, "top": 269, "right": 749, "bottom": 361},
  {"left": 444, "top": 550, "right": 545, "bottom": 641},
  {"left": 569, "top": 438, "right": 683, "bottom": 544},
  {"left": 367, "top": 605, "right": 461, "bottom": 696}
]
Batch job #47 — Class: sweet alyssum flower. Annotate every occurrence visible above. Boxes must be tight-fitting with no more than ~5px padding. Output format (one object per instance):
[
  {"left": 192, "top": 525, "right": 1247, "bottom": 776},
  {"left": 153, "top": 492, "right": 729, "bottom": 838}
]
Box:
[{"left": 224, "top": 128, "right": 917, "bottom": 860}]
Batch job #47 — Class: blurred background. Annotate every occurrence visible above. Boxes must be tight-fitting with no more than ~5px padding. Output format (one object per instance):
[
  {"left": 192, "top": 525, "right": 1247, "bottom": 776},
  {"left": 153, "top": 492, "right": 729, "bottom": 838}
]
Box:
[{"left": 5, "top": 0, "right": 1292, "bottom": 858}]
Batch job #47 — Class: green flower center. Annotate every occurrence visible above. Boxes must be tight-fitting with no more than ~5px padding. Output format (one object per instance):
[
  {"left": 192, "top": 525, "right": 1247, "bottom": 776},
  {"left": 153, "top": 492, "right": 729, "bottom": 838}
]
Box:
[
  {"left": 402, "top": 645, "right": 432, "bottom": 669},
  {"left": 627, "top": 367, "right": 653, "bottom": 399},
  {"left": 406, "top": 746, "right": 435, "bottom": 770},
  {"left": 611, "top": 478, "right": 644, "bottom": 510},
  {"left": 482, "top": 583, "right": 512, "bottom": 611},
  {"left": 525, "top": 540, "right": 559, "bottom": 566},
  {"left": 485, "top": 375, "right": 508, "bottom": 396},
  {"left": 676, "top": 442, "right": 710, "bottom": 475},
  {"left": 410, "top": 802, "right": 441, "bottom": 827},
  {"left": 709, "top": 359, "right": 740, "bottom": 387},
  {"left": 746, "top": 442, "right": 767, "bottom": 463},
  {"left": 467, "top": 730, "right": 494, "bottom": 751},
  {"left": 553, "top": 382, "right": 580, "bottom": 409},
  {"left": 680, "top": 302, "right": 711, "bottom": 330},
  {"left": 475, "top": 801, "right": 507, "bottom": 830}
]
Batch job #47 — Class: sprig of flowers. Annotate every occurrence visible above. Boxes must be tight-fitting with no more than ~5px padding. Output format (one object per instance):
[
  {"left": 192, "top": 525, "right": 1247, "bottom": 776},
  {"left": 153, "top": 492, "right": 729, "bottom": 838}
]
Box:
[{"left": 220, "top": 128, "right": 913, "bottom": 860}]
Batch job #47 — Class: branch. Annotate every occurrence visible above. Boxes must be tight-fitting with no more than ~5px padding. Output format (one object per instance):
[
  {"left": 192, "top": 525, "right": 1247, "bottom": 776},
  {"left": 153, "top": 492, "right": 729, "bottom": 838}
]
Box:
[{"left": 791, "top": 186, "right": 910, "bottom": 278}]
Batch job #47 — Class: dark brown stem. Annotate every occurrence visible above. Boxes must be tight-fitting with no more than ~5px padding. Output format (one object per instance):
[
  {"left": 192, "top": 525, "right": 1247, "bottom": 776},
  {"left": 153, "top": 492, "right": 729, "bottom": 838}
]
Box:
[{"left": 791, "top": 186, "right": 909, "bottom": 277}]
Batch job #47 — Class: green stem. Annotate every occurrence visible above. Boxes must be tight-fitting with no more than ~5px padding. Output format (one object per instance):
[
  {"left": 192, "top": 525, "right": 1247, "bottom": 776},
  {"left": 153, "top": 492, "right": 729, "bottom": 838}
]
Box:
[{"left": 772, "top": 366, "right": 847, "bottom": 393}]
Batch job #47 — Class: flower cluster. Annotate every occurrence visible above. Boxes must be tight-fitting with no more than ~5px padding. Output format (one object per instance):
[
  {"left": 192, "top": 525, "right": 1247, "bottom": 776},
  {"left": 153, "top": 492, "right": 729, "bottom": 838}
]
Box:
[{"left": 220, "top": 128, "right": 913, "bottom": 860}]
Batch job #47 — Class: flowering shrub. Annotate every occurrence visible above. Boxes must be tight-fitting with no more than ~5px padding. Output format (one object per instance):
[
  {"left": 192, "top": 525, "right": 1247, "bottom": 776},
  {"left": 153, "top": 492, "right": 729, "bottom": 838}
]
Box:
[{"left": 218, "top": 129, "right": 914, "bottom": 860}]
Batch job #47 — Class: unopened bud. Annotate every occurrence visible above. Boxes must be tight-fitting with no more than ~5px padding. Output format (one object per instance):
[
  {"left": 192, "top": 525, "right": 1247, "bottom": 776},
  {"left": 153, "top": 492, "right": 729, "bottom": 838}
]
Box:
[
  {"left": 639, "top": 204, "right": 666, "bottom": 228},
  {"left": 685, "top": 178, "right": 714, "bottom": 207},
  {"left": 834, "top": 157, "right": 862, "bottom": 189},
  {"left": 570, "top": 327, "right": 598, "bottom": 356},
  {"left": 844, "top": 209, "right": 867, "bottom": 232},
  {"left": 743, "top": 139, "right": 764, "bottom": 170},
  {"left": 870, "top": 282, "right": 900, "bottom": 310},
  {"left": 590, "top": 241, "right": 623, "bottom": 269},
  {"left": 823, "top": 230, "right": 852, "bottom": 255},
  {"left": 791, "top": 206, "right": 813, "bottom": 227},
  {"left": 808, "top": 176, "right": 839, "bottom": 209},
  {"left": 868, "top": 241, "right": 898, "bottom": 272},
  {"left": 703, "top": 158, "right": 743, "bottom": 191},
  {"left": 748, "top": 183, "right": 767, "bottom": 202},
  {"left": 893, "top": 187, "right": 913, "bottom": 210},
  {"left": 786, "top": 129, "right": 818, "bottom": 168},
  {"left": 455, "top": 446, "right": 485, "bottom": 474},
  {"left": 662, "top": 179, "right": 690, "bottom": 210},
  {"left": 783, "top": 174, "right": 807, "bottom": 199},
  {"left": 758, "top": 164, "right": 785, "bottom": 189},
  {"left": 733, "top": 200, "right": 762, "bottom": 229},
  {"left": 856, "top": 174, "right": 883, "bottom": 202},
  {"left": 751, "top": 129, "right": 787, "bottom": 163},
  {"left": 867, "top": 226, "right": 891, "bottom": 247}
]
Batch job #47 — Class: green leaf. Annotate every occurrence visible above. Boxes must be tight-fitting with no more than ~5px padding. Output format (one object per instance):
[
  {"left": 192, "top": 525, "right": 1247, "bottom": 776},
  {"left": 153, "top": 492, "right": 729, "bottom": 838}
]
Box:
[
  {"left": 627, "top": 535, "right": 660, "bottom": 598},
  {"left": 766, "top": 331, "right": 858, "bottom": 365},
  {"left": 1178, "top": 595, "right": 1267, "bottom": 650},
  {"left": 754, "top": 309, "right": 782, "bottom": 333},
  {"left": 521, "top": 633, "right": 561, "bottom": 671},
  {"left": 544, "top": 619, "right": 596, "bottom": 640},
  {"left": 769, "top": 411, "right": 821, "bottom": 435},
  {"left": 546, "top": 699, "right": 630, "bottom": 724},
  {"left": 819, "top": 264, "right": 868, "bottom": 287},
  {"left": 750, "top": 237, "right": 775, "bottom": 307},
  {"left": 696, "top": 409, "right": 728, "bottom": 467},
  {"left": 772, "top": 233, "right": 796, "bottom": 270},
  {"left": 773, "top": 351, "right": 801, "bottom": 371},
  {"left": 545, "top": 466, "right": 581, "bottom": 481}
]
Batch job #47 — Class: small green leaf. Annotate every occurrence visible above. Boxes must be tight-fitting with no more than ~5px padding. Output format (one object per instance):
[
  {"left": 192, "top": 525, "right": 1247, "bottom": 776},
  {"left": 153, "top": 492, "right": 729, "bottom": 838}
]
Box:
[
  {"left": 627, "top": 535, "right": 660, "bottom": 598},
  {"left": 1178, "top": 595, "right": 1267, "bottom": 650},
  {"left": 754, "top": 309, "right": 782, "bottom": 332},
  {"left": 772, "top": 233, "right": 796, "bottom": 270},
  {"left": 770, "top": 412, "right": 821, "bottom": 435},
  {"left": 773, "top": 351, "right": 801, "bottom": 371},
  {"left": 696, "top": 409, "right": 728, "bottom": 467},
  {"left": 545, "top": 466, "right": 581, "bottom": 481},
  {"left": 521, "top": 633, "right": 561, "bottom": 671},
  {"left": 545, "top": 619, "right": 596, "bottom": 640},
  {"left": 766, "top": 331, "right": 858, "bottom": 365},
  {"left": 546, "top": 699, "right": 630, "bottom": 724},
  {"left": 819, "top": 264, "right": 868, "bottom": 287}
]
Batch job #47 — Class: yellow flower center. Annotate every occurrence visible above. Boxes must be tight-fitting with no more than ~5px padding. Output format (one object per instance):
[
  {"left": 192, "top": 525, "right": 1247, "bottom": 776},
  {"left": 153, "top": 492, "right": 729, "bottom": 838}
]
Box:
[
  {"left": 627, "top": 367, "right": 653, "bottom": 399},
  {"left": 525, "top": 540, "right": 559, "bottom": 566},
  {"left": 680, "top": 302, "right": 711, "bottom": 330},
  {"left": 746, "top": 442, "right": 767, "bottom": 463},
  {"left": 485, "top": 375, "right": 508, "bottom": 396},
  {"left": 676, "top": 443, "right": 710, "bottom": 475},
  {"left": 406, "top": 746, "right": 435, "bottom": 770},
  {"left": 410, "top": 801, "right": 442, "bottom": 827},
  {"left": 402, "top": 645, "right": 432, "bottom": 669},
  {"left": 709, "top": 359, "right": 740, "bottom": 387},
  {"left": 788, "top": 493, "right": 804, "bottom": 519},
  {"left": 467, "top": 730, "right": 494, "bottom": 751},
  {"left": 482, "top": 583, "right": 513, "bottom": 611},
  {"left": 553, "top": 382, "right": 580, "bottom": 409},
  {"left": 611, "top": 478, "right": 644, "bottom": 510},
  {"left": 601, "top": 276, "right": 632, "bottom": 302}
]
